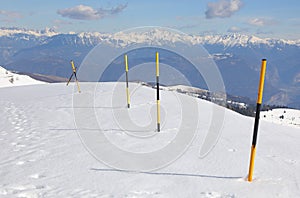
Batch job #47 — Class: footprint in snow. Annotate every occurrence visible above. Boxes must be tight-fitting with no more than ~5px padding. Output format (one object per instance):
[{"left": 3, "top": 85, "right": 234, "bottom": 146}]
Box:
[
  {"left": 200, "top": 191, "right": 235, "bottom": 198},
  {"left": 228, "top": 148, "right": 237, "bottom": 152},
  {"left": 29, "top": 174, "right": 45, "bottom": 179},
  {"left": 284, "top": 159, "right": 297, "bottom": 164},
  {"left": 16, "top": 161, "right": 25, "bottom": 165},
  {"left": 1, "top": 132, "right": 8, "bottom": 136},
  {"left": 1, "top": 184, "right": 46, "bottom": 197},
  {"left": 7, "top": 103, "right": 29, "bottom": 135}
]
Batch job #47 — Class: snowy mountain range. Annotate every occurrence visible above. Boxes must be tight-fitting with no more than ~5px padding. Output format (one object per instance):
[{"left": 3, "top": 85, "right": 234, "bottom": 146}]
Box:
[
  {"left": 1, "top": 27, "right": 299, "bottom": 47},
  {"left": 0, "top": 27, "right": 300, "bottom": 108}
]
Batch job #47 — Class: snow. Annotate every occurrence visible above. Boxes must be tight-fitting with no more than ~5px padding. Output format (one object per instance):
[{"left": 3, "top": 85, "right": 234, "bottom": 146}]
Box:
[
  {"left": 261, "top": 108, "right": 300, "bottom": 128},
  {"left": 165, "top": 84, "right": 208, "bottom": 94},
  {"left": 0, "top": 66, "right": 46, "bottom": 88},
  {"left": 227, "top": 100, "right": 247, "bottom": 109},
  {"left": 0, "top": 82, "right": 299, "bottom": 197}
]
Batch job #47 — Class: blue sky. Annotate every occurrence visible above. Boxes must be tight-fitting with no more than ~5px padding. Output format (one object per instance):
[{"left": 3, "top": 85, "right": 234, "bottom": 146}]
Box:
[{"left": 0, "top": 0, "right": 299, "bottom": 39}]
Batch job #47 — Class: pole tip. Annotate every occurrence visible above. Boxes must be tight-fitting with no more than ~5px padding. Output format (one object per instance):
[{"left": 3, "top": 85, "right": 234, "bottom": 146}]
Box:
[{"left": 262, "top": 58, "right": 267, "bottom": 61}]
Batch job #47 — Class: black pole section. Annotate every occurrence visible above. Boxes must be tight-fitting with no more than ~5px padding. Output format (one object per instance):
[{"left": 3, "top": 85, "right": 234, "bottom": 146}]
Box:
[
  {"left": 252, "top": 103, "right": 261, "bottom": 147},
  {"left": 156, "top": 77, "right": 160, "bottom": 101}
]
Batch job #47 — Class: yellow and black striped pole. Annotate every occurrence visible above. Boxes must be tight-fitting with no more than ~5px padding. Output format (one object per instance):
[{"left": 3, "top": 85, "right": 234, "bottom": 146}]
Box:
[
  {"left": 67, "top": 60, "right": 81, "bottom": 93},
  {"left": 156, "top": 52, "right": 161, "bottom": 132},
  {"left": 124, "top": 54, "right": 130, "bottom": 108},
  {"left": 248, "top": 59, "right": 267, "bottom": 182}
]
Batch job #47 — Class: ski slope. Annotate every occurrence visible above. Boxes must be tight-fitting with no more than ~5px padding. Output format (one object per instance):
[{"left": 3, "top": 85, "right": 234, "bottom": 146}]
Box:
[{"left": 0, "top": 82, "right": 299, "bottom": 198}]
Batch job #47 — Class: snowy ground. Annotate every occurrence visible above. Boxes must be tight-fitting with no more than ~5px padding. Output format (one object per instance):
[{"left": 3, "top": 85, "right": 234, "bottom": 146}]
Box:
[
  {"left": 261, "top": 108, "right": 300, "bottom": 128},
  {"left": 0, "top": 66, "right": 45, "bottom": 88},
  {"left": 0, "top": 82, "right": 299, "bottom": 198}
]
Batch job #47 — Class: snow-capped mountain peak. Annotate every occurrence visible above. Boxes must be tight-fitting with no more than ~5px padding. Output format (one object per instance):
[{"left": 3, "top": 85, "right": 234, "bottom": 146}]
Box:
[{"left": 0, "top": 27, "right": 58, "bottom": 37}]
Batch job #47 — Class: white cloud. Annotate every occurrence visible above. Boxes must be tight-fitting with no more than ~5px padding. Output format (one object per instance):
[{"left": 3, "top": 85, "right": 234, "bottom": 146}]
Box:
[
  {"left": 52, "top": 19, "right": 74, "bottom": 29},
  {"left": 57, "top": 5, "right": 102, "bottom": 20},
  {"left": 57, "top": 4, "right": 127, "bottom": 20},
  {"left": 205, "top": 0, "right": 243, "bottom": 19},
  {"left": 227, "top": 26, "right": 248, "bottom": 33},
  {"left": 0, "top": 10, "right": 22, "bottom": 22},
  {"left": 53, "top": 19, "right": 73, "bottom": 26},
  {"left": 248, "top": 18, "right": 277, "bottom": 26}
]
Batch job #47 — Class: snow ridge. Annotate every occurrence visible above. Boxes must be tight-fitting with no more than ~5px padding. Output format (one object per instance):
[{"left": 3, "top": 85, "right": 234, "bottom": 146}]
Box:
[{"left": 0, "top": 27, "right": 58, "bottom": 37}]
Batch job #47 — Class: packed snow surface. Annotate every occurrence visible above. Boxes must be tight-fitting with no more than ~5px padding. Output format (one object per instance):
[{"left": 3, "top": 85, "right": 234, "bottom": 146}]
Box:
[{"left": 0, "top": 82, "right": 299, "bottom": 197}]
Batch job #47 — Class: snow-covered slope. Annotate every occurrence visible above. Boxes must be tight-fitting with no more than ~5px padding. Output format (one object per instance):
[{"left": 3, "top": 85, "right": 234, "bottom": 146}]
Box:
[
  {"left": 0, "top": 66, "right": 46, "bottom": 88},
  {"left": 261, "top": 108, "right": 300, "bottom": 128},
  {"left": 0, "top": 82, "right": 299, "bottom": 197}
]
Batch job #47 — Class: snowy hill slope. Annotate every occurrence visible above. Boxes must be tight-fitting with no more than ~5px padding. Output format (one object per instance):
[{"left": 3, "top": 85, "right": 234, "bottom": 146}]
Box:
[
  {"left": 0, "top": 82, "right": 299, "bottom": 197},
  {"left": 261, "top": 108, "right": 300, "bottom": 128},
  {"left": 0, "top": 66, "right": 45, "bottom": 88}
]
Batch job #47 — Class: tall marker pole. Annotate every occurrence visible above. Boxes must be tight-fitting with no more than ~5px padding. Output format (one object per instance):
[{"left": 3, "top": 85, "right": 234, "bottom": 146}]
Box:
[
  {"left": 124, "top": 54, "right": 130, "bottom": 108},
  {"left": 248, "top": 59, "right": 267, "bottom": 182},
  {"left": 156, "top": 52, "right": 161, "bottom": 132}
]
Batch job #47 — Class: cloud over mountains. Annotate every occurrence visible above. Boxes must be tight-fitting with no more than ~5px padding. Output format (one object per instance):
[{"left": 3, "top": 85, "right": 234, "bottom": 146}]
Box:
[
  {"left": 248, "top": 18, "right": 277, "bottom": 26},
  {"left": 57, "top": 4, "right": 127, "bottom": 20},
  {"left": 205, "top": 0, "right": 243, "bottom": 19},
  {"left": 0, "top": 10, "right": 22, "bottom": 22}
]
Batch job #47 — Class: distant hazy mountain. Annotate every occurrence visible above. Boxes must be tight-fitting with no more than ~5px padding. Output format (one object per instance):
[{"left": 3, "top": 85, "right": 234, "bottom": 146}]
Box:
[{"left": 0, "top": 27, "right": 299, "bottom": 108}]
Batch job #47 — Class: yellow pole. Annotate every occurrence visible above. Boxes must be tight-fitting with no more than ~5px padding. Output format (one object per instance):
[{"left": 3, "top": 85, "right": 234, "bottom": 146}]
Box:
[
  {"left": 248, "top": 145, "right": 256, "bottom": 181},
  {"left": 68, "top": 60, "right": 81, "bottom": 93},
  {"left": 156, "top": 52, "right": 160, "bottom": 132},
  {"left": 71, "top": 60, "right": 76, "bottom": 73},
  {"left": 124, "top": 55, "right": 130, "bottom": 108},
  {"left": 75, "top": 74, "right": 81, "bottom": 93},
  {"left": 257, "top": 59, "right": 267, "bottom": 104},
  {"left": 248, "top": 59, "right": 267, "bottom": 182}
]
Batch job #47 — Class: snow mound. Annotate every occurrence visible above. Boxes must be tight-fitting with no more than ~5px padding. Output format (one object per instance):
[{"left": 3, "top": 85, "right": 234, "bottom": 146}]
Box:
[{"left": 0, "top": 66, "right": 46, "bottom": 88}]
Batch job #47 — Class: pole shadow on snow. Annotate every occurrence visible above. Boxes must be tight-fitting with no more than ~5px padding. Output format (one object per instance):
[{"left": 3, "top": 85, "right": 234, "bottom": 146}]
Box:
[{"left": 90, "top": 168, "right": 243, "bottom": 180}]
